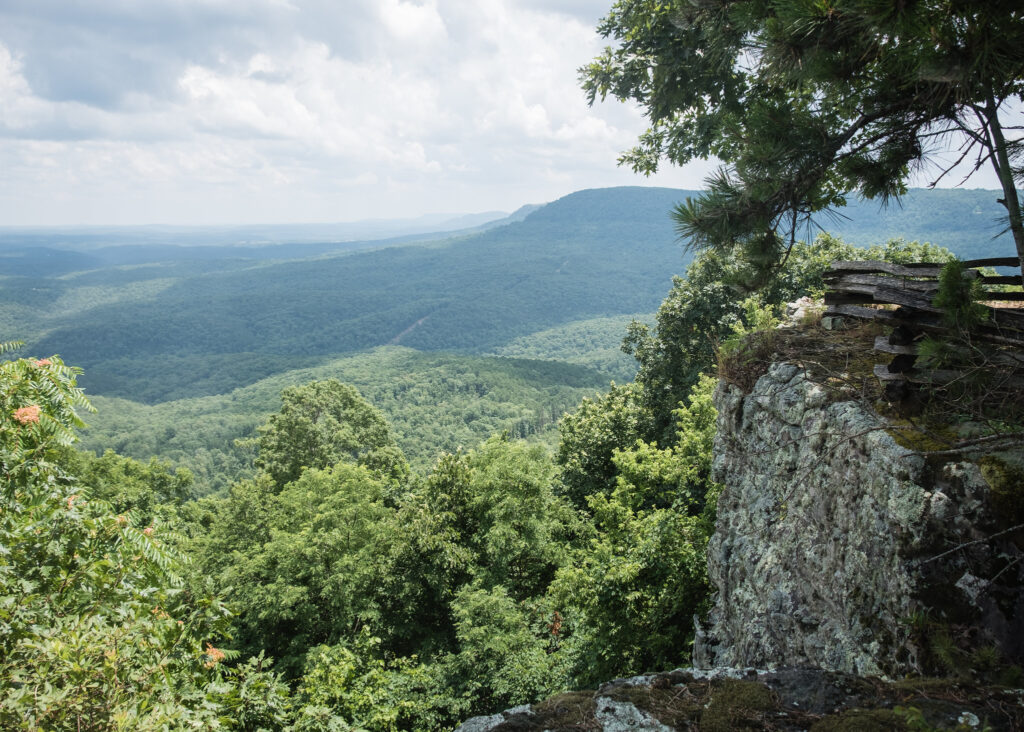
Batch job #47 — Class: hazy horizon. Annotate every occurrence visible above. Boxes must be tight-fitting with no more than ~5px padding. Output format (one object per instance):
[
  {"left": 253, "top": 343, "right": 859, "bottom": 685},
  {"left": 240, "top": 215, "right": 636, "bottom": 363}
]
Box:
[{"left": 0, "top": 2, "right": 1004, "bottom": 227}]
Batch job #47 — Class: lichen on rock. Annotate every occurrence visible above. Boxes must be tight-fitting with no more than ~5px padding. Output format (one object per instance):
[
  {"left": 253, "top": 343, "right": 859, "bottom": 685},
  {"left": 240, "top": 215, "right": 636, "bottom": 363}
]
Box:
[{"left": 695, "top": 361, "right": 1024, "bottom": 676}]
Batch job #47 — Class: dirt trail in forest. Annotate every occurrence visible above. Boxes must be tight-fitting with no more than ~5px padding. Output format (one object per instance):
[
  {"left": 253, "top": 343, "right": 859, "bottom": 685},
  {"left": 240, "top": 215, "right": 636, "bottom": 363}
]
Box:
[{"left": 390, "top": 315, "right": 431, "bottom": 344}]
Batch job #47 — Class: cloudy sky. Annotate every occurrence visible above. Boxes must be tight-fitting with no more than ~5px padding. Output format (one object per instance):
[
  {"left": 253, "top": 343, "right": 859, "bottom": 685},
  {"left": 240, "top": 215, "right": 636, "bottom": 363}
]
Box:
[
  {"left": 0, "top": 1, "right": 1004, "bottom": 226},
  {"left": 0, "top": 0, "right": 718, "bottom": 225}
]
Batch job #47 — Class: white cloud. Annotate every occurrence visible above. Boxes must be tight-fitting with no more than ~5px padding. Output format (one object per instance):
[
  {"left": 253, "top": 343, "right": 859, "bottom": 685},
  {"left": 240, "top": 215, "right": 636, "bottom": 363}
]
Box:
[
  {"left": 0, "top": 1, "right": 719, "bottom": 224},
  {"left": 379, "top": 0, "right": 447, "bottom": 44}
]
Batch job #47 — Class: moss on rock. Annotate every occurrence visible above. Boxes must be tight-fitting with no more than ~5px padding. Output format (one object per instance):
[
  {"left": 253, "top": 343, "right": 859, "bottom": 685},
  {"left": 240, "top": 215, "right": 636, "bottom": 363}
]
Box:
[
  {"left": 979, "top": 455, "right": 1024, "bottom": 529},
  {"left": 700, "top": 679, "right": 777, "bottom": 731},
  {"left": 810, "top": 708, "right": 907, "bottom": 731}
]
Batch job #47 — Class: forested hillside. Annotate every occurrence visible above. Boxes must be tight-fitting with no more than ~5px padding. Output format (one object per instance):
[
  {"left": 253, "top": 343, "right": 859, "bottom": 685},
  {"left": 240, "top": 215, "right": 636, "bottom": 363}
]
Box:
[
  {"left": 79, "top": 347, "right": 611, "bottom": 495},
  {"left": 9, "top": 232, "right": 1005, "bottom": 730},
  {"left": 5, "top": 184, "right": 1017, "bottom": 497},
  {"left": 823, "top": 188, "right": 1020, "bottom": 260},
  {"left": 4, "top": 187, "right": 694, "bottom": 401},
  {"left": 487, "top": 313, "right": 650, "bottom": 383},
  {"left": 5, "top": 186, "right": 1016, "bottom": 408}
]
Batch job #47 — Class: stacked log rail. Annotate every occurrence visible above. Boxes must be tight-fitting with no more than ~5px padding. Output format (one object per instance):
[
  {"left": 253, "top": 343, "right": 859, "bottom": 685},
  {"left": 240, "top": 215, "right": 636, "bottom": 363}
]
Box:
[{"left": 822, "top": 257, "right": 1024, "bottom": 389}]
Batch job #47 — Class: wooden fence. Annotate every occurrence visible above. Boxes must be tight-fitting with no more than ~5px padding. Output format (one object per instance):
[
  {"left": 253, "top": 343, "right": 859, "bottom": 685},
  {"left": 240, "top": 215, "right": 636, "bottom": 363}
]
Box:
[{"left": 822, "top": 257, "right": 1024, "bottom": 388}]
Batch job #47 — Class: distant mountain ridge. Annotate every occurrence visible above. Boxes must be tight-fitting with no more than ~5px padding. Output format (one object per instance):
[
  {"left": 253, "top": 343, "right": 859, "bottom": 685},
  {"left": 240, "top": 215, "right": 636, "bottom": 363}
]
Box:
[
  {"left": 0, "top": 210, "right": 513, "bottom": 250},
  {"left": 0, "top": 209, "right": 525, "bottom": 277},
  {"left": 1, "top": 185, "right": 1015, "bottom": 404},
  {"left": 820, "top": 187, "right": 1017, "bottom": 260},
  {"left": 16, "top": 187, "right": 694, "bottom": 396}
]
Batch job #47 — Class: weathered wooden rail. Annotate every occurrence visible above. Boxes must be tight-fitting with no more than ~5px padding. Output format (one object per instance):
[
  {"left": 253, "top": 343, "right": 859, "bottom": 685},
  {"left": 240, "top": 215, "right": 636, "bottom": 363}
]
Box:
[{"left": 822, "top": 257, "right": 1024, "bottom": 389}]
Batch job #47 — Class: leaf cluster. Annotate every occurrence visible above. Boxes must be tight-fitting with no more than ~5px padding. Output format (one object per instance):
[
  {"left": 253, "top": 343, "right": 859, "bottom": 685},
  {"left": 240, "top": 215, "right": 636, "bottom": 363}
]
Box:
[{"left": 0, "top": 348, "right": 289, "bottom": 729}]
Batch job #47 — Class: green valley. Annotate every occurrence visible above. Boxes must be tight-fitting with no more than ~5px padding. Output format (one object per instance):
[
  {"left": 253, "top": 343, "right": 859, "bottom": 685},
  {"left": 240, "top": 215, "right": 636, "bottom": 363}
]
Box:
[
  {"left": 7, "top": 187, "right": 696, "bottom": 401},
  {"left": 3, "top": 186, "right": 1018, "bottom": 411},
  {"left": 79, "top": 347, "right": 611, "bottom": 495},
  {"left": 5, "top": 184, "right": 1019, "bottom": 496}
]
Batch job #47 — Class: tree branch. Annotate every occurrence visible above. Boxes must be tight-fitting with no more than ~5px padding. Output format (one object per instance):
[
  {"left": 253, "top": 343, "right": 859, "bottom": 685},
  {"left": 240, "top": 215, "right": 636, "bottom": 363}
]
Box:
[{"left": 920, "top": 522, "right": 1024, "bottom": 565}]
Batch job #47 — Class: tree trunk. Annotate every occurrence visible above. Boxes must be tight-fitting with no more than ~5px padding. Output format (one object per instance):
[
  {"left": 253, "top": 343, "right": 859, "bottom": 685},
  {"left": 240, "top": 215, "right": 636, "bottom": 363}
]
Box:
[{"left": 985, "top": 95, "right": 1024, "bottom": 281}]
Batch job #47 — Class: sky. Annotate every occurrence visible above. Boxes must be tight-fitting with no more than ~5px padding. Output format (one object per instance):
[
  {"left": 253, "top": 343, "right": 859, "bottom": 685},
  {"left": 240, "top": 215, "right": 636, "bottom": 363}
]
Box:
[{"left": 0, "top": 0, "right": 1007, "bottom": 226}]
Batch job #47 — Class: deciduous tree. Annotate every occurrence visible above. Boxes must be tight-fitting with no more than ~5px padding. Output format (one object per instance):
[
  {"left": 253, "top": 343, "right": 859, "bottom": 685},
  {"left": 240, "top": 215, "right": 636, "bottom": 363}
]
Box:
[{"left": 256, "top": 379, "right": 408, "bottom": 489}]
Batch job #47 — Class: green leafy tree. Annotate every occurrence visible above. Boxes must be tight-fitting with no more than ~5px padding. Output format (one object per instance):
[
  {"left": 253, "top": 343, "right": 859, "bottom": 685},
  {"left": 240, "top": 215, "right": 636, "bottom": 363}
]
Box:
[
  {"left": 443, "top": 584, "right": 570, "bottom": 716},
  {"left": 626, "top": 235, "right": 954, "bottom": 438},
  {"left": 256, "top": 379, "right": 408, "bottom": 488},
  {"left": 556, "top": 381, "right": 652, "bottom": 510},
  {"left": 583, "top": 0, "right": 1024, "bottom": 283},
  {"left": 184, "top": 422, "right": 591, "bottom": 727},
  {"left": 370, "top": 457, "right": 479, "bottom": 658},
  {"left": 60, "top": 449, "right": 194, "bottom": 527},
  {"left": 0, "top": 346, "right": 290, "bottom": 729},
  {"left": 385, "top": 437, "right": 582, "bottom": 611},
  {"left": 290, "top": 630, "right": 447, "bottom": 732},
  {"left": 191, "top": 463, "right": 393, "bottom": 676},
  {"left": 449, "top": 437, "right": 580, "bottom": 600},
  {"left": 553, "top": 376, "right": 721, "bottom": 685}
]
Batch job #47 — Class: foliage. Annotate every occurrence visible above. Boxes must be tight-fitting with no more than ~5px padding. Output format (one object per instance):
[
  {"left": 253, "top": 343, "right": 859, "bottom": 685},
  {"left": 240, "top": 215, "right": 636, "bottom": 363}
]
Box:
[
  {"left": 60, "top": 448, "right": 194, "bottom": 527},
  {"left": 434, "top": 437, "right": 580, "bottom": 601},
  {"left": 490, "top": 313, "right": 653, "bottom": 383},
  {"left": 556, "top": 381, "right": 652, "bottom": 511},
  {"left": 290, "top": 632, "right": 445, "bottom": 732},
  {"left": 80, "top": 347, "right": 609, "bottom": 495},
  {"left": 0, "top": 347, "right": 290, "bottom": 729},
  {"left": 583, "top": 0, "right": 1024, "bottom": 283},
  {"left": 444, "top": 584, "right": 570, "bottom": 715},
  {"left": 187, "top": 404, "right": 586, "bottom": 720},
  {"left": 932, "top": 261, "right": 990, "bottom": 331},
  {"left": 187, "top": 464, "right": 393, "bottom": 677},
  {"left": 716, "top": 298, "right": 784, "bottom": 392},
  {"left": 1, "top": 350, "right": 91, "bottom": 486},
  {"left": 915, "top": 259, "right": 995, "bottom": 375},
  {"left": 256, "top": 379, "right": 408, "bottom": 488},
  {"left": 553, "top": 375, "right": 722, "bottom": 685},
  {"left": 717, "top": 297, "right": 783, "bottom": 360}
]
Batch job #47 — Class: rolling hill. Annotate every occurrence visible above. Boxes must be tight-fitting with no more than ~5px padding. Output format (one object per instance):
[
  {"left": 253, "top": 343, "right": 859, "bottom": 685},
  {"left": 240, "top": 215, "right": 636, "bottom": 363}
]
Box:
[
  {"left": 4, "top": 184, "right": 1018, "bottom": 492},
  {"left": 8, "top": 187, "right": 696, "bottom": 400},
  {"left": 3, "top": 185, "right": 1018, "bottom": 408}
]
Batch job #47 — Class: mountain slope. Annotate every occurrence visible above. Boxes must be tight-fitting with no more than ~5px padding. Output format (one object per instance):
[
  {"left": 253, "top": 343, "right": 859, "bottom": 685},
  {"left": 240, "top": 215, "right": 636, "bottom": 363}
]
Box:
[
  {"left": 814, "top": 188, "right": 1017, "bottom": 259},
  {"left": 24, "top": 187, "right": 696, "bottom": 398},
  {"left": 5, "top": 185, "right": 1018, "bottom": 403}
]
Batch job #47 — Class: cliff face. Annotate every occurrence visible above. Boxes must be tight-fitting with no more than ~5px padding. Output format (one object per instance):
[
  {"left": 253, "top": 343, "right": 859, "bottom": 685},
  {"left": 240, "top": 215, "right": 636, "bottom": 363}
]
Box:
[{"left": 695, "top": 362, "right": 1023, "bottom": 676}]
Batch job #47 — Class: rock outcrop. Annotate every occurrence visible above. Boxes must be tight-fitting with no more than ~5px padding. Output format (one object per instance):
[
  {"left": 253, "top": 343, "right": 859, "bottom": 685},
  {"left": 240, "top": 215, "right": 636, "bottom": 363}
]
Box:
[
  {"left": 455, "top": 667, "right": 1024, "bottom": 731},
  {"left": 456, "top": 355, "right": 1024, "bottom": 730},
  {"left": 695, "top": 362, "right": 1024, "bottom": 675}
]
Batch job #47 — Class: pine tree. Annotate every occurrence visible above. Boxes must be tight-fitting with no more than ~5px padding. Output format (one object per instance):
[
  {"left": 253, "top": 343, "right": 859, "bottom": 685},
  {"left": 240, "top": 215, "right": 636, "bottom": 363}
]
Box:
[{"left": 583, "top": 0, "right": 1024, "bottom": 284}]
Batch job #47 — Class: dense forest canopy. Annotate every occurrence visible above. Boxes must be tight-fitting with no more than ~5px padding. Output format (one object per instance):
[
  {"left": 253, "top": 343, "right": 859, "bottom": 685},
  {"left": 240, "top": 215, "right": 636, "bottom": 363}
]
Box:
[
  {"left": 2, "top": 188, "right": 693, "bottom": 401},
  {"left": 1, "top": 186, "right": 1015, "bottom": 410}
]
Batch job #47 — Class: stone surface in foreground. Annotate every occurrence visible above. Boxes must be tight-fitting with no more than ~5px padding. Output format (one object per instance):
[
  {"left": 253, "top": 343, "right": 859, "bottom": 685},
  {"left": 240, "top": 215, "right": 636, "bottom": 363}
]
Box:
[{"left": 455, "top": 667, "right": 1024, "bottom": 731}]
